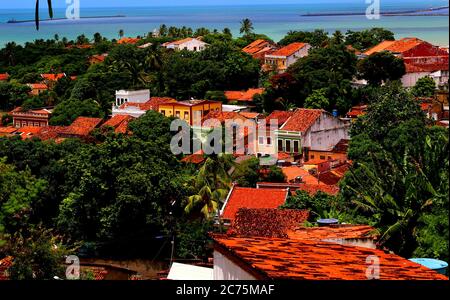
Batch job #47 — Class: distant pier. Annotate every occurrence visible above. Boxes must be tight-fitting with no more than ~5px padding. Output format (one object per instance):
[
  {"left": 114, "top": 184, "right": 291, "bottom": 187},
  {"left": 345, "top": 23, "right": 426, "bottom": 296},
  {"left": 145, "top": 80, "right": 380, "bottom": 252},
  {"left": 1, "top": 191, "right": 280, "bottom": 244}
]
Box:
[{"left": 301, "top": 6, "right": 449, "bottom": 17}]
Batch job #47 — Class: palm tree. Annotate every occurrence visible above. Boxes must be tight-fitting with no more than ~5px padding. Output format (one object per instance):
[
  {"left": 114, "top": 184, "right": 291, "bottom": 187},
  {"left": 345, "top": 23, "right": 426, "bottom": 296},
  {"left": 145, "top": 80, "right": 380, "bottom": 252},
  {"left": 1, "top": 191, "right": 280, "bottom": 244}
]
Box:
[
  {"left": 159, "top": 24, "right": 168, "bottom": 37},
  {"left": 346, "top": 133, "right": 449, "bottom": 257},
  {"left": 185, "top": 154, "right": 234, "bottom": 219},
  {"left": 35, "top": 0, "right": 53, "bottom": 30},
  {"left": 240, "top": 18, "right": 254, "bottom": 36},
  {"left": 118, "top": 29, "right": 125, "bottom": 39}
]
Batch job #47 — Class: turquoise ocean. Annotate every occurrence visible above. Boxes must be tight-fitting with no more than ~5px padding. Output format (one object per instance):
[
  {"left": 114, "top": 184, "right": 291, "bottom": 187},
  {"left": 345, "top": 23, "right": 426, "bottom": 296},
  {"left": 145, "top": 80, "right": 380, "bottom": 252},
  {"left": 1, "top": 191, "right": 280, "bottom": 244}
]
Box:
[{"left": 0, "top": 1, "right": 448, "bottom": 47}]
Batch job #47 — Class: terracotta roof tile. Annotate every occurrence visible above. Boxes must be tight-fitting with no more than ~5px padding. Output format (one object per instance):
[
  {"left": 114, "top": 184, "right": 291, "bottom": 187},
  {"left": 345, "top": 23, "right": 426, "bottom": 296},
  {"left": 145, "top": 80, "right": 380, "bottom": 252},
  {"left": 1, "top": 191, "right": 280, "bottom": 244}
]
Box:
[
  {"left": 28, "top": 83, "right": 48, "bottom": 90},
  {"left": 62, "top": 117, "right": 102, "bottom": 137},
  {"left": 102, "top": 115, "right": 135, "bottom": 134},
  {"left": 288, "top": 225, "right": 378, "bottom": 241},
  {"left": 0, "top": 126, "right": 17, "bottom": 134},
  {"left": 230, "top": 208, "right": 310, "bottom": 238},
  {"left": 221, "top": 187, "right": 289, "bottom": 222},
  {"left": 225, "top": 88, "right": 264, "bottom": 102},
  {"left": 267, "top": 42, "right": 309, "bottom": 57},
  {"left": 265, "top": 111, "right": 295, "bottom": 128},
  {"left": 41, "top": 73, "right": 66, "bottom": 81},
  {"left": 117, "top": 37, "right": 141, "bottom": 44},
  {"left": 212, "top": 235, "right": 448, "bottom": 280},
  {"left": 280, "top": 108, "right": 323, "bottom": 132}
]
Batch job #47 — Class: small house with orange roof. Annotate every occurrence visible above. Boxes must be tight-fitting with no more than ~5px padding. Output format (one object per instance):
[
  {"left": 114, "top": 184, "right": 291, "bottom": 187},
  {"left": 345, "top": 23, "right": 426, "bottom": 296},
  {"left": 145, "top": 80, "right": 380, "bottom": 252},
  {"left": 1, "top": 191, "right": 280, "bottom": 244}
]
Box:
[
  {"left": 27, "top": 83, "right": 48, "bottom": 96},
  {"left": 10, "top": 107, "right": 52, "bottom": 128},
  {"left": 264, "top": 42, "right": 311, "bottom": 72},
  {"left": 89, "top": 53, "right": 108, "bottom": 65},
  {"left": 364, "top": 38, "right": 449, "bottom": 87},
  {"left": 224, "top": 88, "right": 265, "bottom": 105},
  {"left": 163, "top": 37, "right": 208, "bottom": 52},
  {"left": 276, "top": 108, "right": 350, "bottom": 156},
  {"left": 242, "top": 39, "right": 278, "bottom": 61}
]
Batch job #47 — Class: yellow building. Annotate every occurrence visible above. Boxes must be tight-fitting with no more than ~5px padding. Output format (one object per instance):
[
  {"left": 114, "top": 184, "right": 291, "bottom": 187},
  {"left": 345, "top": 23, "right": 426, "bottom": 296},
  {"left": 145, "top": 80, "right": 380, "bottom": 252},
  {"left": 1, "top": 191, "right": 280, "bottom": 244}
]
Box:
[{"left": 158, "top": 100, "right": 222, "bottom": 126}]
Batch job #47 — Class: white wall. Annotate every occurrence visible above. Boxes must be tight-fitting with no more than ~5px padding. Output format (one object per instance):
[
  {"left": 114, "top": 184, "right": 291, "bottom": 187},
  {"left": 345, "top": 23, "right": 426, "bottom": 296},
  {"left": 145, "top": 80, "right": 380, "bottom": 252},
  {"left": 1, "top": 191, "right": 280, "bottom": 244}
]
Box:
[
  {"left": 112, "top": 106, "right": 146, "bottom": 118},
  {"left": 303, "top": 113, "right": 350, "bottom": 151},
  {"left": 401, "top": 72, "right": 431, "bottom": 88},
  {"left": 213, "top": 250, "right": 257, "bottom": 280},
  {"left": 172, "top": 39, "right": 207, "bottom": 52},
  {"left": 115, "top": 89, "right": 150, "bottom": 106},
  {"left": 286, "top": 44, "right": 311, "bottom": 67}
]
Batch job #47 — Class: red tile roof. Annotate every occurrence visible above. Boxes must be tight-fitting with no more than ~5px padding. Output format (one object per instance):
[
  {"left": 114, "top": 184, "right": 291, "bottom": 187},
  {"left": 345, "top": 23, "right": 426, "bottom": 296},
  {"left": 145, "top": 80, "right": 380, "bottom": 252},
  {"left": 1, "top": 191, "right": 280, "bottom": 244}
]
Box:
[
  {"left": 229, "top": 208, "right": 310, "bottom": 238},
  {"left": 242, "top": 40, "right": 278, "bottom": 59},
  {"left": 265, "top": 111, "right": 295, "bottom": 128},
  {"left": 35, "top": 126, "right": 66, "bottom": 141},
  {"left": 15, "top": 126, "right": 43, "bottom": 139},
  {"left": 41, "top": 73, "right": 66, "bottom": 81},
  {"left": 212, "top": 235, "right": 448, "bottom": 280},
  {"left": 346, "top": 105, "right": 368, "bottom": 118},
  {"left": 288, "top": 225, "right": 378, "bottom": 241},
  {"left": 166, "top": 37, "right": 205, "bottom": 46},
  {"left": 239, "top": 112, "right": 261, "bottom": 119},
  {"left": 120, "top": 97, "right": 177, "bottom": 111},
  {"left": 280, "top": 108, "right": 323, "bottom": 132},
  {"left": 62, "top": 117, "right": 102, "bottom": 137},
  {"left": 314, "top": 164, "right": 350, "bottom": 185},
  {"left": 202, "top": 111, "right": 247, "bottom": 123},
  {"left": 405, "top": 62, "right": 449, "bottom": 73},
  {"left": 0, "top": 73, "right": 9, "bottom": 81},
  {"left": 221, "top": 186, "right": 288, "bottom": 222},
  {"left": 101, "top": 115, "right": 135, "bottom": 134},
  {"left": 364, "top": 37, "right": 449, "bottom": 57},
  {"left": 181, "top": 153, "right": 206, "bottom": 164},
  {"left": 117, "top": 37, "right": 141, "bottom": 44},
  {"left": 0, "top": 126, "right": 17, "bottom": 135},
  {"left": 28, "top": 83, "right": 48, "bottom": 90},
  {"left": 225, "top": 88, "right": 265, "bottom": 102},
  {"left": 267, "top": 42, "right": 309, "bottom": 57}
]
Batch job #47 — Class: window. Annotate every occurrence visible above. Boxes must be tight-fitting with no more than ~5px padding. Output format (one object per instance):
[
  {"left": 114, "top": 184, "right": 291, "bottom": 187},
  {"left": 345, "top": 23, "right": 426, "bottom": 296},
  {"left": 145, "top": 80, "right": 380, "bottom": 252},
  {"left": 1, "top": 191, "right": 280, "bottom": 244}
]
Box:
[
  {"left": 259, "top": 137, "right": 265, "bottom": 145},
  {"left": 285, "top": 140, "right": 291, "bottom": 152},
  {"left": 320, "top": 156, "right": 326, "bottom": 160},
  {"left": 278, "top": 140, "right": 283, "bottom": 152},
  {"left": 267, "top": 137, "right": 272, "bottom": 145},
  {"left": 161, "top": 110, "right": 166, "bottom": 116},
  {"left": 310, "top": 155, "right": 315, "bottom": 159},
  {"left": 194, "top": 47, "right": 197, "bottom": 51},
  {"left": 184, "top": 112, "right": 189, "bottom": 120},
  {"left": 294, "top": 141, "right": 299, "bottom": 153},
  {"left": 175, "top": 111, "right": 181, "bottom": 118}
]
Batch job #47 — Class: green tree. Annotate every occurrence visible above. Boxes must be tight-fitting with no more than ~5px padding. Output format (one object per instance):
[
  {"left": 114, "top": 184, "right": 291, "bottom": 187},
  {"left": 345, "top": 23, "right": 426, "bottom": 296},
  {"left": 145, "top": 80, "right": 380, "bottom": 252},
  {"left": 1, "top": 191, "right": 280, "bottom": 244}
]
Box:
[
  {"left": 357, "top": 51, "right": 406, "bottom": 86},
  {"left": 345, "top": 28, "right": 395, "bottom": 51},
  {"left": 185, "top": 155, "right": 233, "bottom": 219},
  {"left": 304, "top": 88, "right": 330, "bottom": 109},
  {"left": 118, "top": 29, "right": 124, "bottom": 39},
  {"left": 279, "top": 29, "right": 329, "bottom": 48},
  {"left": 411, "top": 76, "right": 436, "bottom": 97},
  {"left": 1, "top": 226, "right": 73, "bottom": 280}
]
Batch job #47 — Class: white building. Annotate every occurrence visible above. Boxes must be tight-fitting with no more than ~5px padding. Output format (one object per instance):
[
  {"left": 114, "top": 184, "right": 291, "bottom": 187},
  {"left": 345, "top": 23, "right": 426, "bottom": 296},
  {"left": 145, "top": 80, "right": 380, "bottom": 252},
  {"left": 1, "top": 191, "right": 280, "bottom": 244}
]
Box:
[
  {"left": 112, "top": 89, "right": 150, "bottom": 117},
  {"left": 114, "top": 89, "right": 150, "bottom": 107},
  {"left": 163, "top": 37, "right": 208, "bottom": 52}
]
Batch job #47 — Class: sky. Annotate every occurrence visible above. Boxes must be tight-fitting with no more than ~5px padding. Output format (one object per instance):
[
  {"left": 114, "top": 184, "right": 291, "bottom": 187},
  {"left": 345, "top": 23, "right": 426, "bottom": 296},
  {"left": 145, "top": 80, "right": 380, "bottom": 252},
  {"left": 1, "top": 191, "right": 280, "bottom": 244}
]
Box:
[{"left": 2, "top": 0, "right": 445, "bottom": 9}]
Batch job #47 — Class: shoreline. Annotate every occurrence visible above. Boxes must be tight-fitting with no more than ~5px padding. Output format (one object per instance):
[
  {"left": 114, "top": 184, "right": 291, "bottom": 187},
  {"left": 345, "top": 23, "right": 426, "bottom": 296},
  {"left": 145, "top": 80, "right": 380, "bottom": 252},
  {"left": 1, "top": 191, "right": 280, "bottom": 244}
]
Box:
[{"left": 7, "top": 15, "right": 126, "bottom": 24}]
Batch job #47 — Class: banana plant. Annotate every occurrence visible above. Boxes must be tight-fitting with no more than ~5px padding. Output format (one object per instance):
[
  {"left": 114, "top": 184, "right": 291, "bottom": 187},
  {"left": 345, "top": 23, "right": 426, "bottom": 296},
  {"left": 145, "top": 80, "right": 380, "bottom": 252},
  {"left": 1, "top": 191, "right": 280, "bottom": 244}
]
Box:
[{"left": 35, "top": 0, "right": 53, "bottom": 30}]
